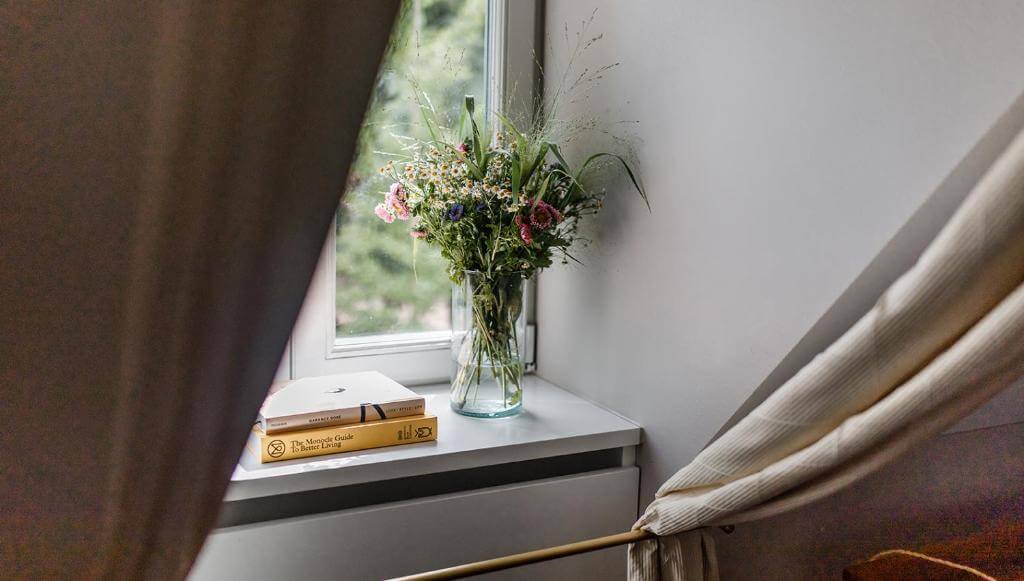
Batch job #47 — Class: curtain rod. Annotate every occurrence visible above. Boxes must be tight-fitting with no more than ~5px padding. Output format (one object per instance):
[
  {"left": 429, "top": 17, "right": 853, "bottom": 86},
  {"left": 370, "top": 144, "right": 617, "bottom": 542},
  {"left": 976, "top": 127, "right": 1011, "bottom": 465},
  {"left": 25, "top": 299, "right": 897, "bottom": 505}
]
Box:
[{"left": 390, "top": 530, "right": 654, "bottom": 580}]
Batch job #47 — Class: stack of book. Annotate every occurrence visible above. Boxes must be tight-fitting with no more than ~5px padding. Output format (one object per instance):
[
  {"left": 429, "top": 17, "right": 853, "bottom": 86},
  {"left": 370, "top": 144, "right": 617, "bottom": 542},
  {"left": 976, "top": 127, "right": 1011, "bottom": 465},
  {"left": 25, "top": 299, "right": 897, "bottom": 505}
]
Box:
[{"left": 247, "top": 371, "right": 437, "bottom": 463}]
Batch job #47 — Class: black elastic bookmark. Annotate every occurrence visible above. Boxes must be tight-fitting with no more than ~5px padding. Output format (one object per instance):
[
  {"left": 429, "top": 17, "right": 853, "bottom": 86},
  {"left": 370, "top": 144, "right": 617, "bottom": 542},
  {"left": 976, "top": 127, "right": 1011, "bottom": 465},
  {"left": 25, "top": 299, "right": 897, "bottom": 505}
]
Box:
[{"left": 359, "top": 403, "right": 389, "bottom": 423}]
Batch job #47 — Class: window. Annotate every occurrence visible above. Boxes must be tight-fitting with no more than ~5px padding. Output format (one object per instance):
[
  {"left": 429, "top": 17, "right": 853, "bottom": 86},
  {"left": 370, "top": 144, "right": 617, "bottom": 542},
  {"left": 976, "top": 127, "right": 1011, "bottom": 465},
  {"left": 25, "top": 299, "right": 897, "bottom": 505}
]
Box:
[
  {"left": 290, "top": 0, "right": 540, "bottom": 384},
  {"left": 336, "top": 0, "right": 486, "bottom": 343}
]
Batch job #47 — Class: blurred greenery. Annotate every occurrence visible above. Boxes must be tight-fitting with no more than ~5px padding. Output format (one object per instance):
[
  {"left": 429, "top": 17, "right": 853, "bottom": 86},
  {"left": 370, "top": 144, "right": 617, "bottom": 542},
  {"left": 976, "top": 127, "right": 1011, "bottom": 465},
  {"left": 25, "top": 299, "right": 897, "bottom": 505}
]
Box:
[{"left": 336, "top": 0, "right": 485, "bottom": 337}]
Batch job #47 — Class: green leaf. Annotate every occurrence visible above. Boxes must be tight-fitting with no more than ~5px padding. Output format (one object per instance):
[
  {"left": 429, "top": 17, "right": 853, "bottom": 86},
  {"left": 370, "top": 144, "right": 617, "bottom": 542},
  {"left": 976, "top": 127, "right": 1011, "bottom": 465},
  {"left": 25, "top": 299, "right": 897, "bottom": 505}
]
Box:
[
  {"left": 546, "top": 144, "right": 586, "bottom": 204},
  {"left": 548, "top": 143, "right": 571, "bottom": 172},
  {"left": 562, "top": 250, "right": 584, "bottom": 265},
  {"left": 510, "top": 151, "right": 521, "bottom": 195},
  {"left": 577, "top": 152, "right": 650, "bottom": 210},
  {"left": 534, "top": 173, "right": 552, "bottom": 205},
  {"left": 465, "top": 96, "right": 484, "bottom": 166},
  {"left": 456, "top": 104, "right": 468, "bottom": 145},
  {"left": 480, "top": 149, "right": 495, "bottom": 178},
  {"left": 444, "top": 143, "right": 483, "bottom": 180},
  {"left": 494, "top": 111, "right": 529, "bottom": 162},
  {"left": 494, "top": 111, "right": 523, "bottom": 140},
  {"left": 522, "top": 141, "right": 550, "bottom": 188}
]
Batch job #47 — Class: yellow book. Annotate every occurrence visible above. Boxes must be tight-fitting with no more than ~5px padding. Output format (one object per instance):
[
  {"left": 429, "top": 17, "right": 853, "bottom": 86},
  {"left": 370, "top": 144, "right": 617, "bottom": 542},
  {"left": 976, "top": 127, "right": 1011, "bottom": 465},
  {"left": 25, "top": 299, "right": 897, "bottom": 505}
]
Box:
[{"left": 247, "top": 415, "right": 437, "bottom": 463}]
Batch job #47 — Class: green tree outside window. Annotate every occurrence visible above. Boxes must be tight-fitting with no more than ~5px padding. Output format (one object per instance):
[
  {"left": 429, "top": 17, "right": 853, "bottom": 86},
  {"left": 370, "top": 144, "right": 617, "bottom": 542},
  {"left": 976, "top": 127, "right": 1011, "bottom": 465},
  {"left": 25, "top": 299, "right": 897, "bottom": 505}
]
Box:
[{"left": 336, "top": 0, "right": 486, "bottom": 337}]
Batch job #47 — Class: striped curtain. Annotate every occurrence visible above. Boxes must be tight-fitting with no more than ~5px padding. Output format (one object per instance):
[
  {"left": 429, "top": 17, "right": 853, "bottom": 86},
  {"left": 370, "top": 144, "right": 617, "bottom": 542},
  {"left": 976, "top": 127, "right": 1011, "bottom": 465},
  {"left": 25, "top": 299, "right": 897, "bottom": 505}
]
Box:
[{"left": 628, "top": 126, "right": 1024, "bottom": 580}]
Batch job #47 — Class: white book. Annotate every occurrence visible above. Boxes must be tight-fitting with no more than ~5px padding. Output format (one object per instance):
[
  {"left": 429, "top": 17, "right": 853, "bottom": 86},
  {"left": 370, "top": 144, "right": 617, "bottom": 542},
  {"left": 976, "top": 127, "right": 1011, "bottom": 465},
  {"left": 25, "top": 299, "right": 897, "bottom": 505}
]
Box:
[{"left": 257, "top": 371, "right": 425, "bottom": 434}]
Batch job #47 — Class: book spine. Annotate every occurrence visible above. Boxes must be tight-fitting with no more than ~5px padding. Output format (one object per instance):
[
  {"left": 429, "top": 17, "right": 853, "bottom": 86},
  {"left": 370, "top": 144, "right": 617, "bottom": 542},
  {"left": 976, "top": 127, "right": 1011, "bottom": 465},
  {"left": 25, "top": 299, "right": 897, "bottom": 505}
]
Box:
[
  {"left": 257, "top": 415, "right": 437, "bottom": 463},
  {"left": 262, "top": 397, "right": 426, "bottom": 434}
]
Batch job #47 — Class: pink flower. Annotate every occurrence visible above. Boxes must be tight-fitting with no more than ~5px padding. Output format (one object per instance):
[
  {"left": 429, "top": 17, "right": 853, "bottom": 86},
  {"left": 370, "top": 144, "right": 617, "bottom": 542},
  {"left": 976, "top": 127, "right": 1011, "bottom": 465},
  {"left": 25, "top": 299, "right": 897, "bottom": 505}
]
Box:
[
  {"left": 528, "top": 201, "right": 562, "bottom": 231},
  {"left": 374, "top": 203, "right": 395, "bottom": 223},
  {"left": 386, "top": 183, "right": 410, "bottom": 220},
  {"left": 457, "top": 142, "right": 468, "bottom": 154},
  {"left": 514, "top": 215, "right": 533, "bottom": 244},
  {"left": 519, "top": 223, "right": 533, "bottom": 244},
  {"left": 390, "top": 199, "right": 410, "bottom": 220},
  {"left": 410, "top": 230, "right": 426, "bottom": 239},
  {"left": 530, "top": 204, "right": 553, "bottom": 230}
]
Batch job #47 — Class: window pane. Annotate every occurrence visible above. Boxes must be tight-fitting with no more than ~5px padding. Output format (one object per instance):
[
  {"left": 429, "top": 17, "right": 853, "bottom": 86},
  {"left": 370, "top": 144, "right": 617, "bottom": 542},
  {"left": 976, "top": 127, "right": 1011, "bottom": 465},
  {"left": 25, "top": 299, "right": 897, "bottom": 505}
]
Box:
[{"left": 335, "top": 0, "right": 486, "bottom": 340}]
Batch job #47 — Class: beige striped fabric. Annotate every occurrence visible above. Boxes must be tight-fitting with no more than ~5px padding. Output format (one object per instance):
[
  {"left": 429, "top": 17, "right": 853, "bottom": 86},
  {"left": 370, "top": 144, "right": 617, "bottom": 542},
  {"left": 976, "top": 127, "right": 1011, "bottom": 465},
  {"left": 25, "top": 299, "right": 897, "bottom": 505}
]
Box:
[
  {"left": 628, "top": 126, "right": 1024, "bottom": 580},
  {"left": 628, "top": 530, "right": 718, "bottom": 580}
]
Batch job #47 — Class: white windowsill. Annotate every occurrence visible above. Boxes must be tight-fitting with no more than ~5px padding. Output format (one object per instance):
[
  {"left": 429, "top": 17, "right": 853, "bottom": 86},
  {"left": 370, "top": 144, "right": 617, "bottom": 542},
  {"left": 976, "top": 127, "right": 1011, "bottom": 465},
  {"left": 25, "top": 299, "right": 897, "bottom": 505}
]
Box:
[{"left": 226, "top": 376, "right": 641, "bottom": 502}]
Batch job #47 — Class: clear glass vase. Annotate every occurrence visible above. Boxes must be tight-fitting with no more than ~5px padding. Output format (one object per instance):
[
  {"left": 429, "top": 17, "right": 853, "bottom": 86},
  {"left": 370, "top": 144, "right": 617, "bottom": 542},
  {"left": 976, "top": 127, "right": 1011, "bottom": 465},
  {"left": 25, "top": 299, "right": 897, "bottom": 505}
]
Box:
[{"left": 450, "top": 270, "right": 527, "bottom": 418}]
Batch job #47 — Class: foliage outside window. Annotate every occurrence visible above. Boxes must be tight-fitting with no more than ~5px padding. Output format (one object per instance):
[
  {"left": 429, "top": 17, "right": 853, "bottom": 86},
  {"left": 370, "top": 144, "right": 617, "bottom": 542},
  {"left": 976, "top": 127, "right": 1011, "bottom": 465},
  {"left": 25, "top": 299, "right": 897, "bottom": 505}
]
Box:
[{"left": 335, "top": 0, "right": 486, "bottom": 338}]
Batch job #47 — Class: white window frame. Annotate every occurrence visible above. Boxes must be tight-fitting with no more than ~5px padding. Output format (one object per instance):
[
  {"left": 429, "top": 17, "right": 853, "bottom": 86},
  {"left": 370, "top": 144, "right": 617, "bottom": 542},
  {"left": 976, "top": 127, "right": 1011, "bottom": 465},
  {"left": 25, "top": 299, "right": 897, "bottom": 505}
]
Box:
[{"left": 289, "top": 0, "right": 541, "bottom": 385}]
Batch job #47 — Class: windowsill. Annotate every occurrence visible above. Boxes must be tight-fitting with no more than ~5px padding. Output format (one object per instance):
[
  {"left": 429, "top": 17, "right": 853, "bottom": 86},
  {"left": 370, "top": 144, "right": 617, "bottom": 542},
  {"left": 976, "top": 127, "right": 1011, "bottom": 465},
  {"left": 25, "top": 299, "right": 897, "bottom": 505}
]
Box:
[{"left": 226, "top": 376, "right": 641, "bottom": 503}]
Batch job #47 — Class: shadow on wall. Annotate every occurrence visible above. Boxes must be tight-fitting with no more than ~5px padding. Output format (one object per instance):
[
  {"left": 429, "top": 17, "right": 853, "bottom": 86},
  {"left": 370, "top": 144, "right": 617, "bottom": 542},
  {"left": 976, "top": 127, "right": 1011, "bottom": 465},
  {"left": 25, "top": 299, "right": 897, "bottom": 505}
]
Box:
[
  {"left": 711, "top": 89, "right": 1024, "bottom": 443},
  {"left": 706, "top": 89, "right": 1024, "bottom": 579},
  {"left": 710, "top": 421, "right": 1024, "bottom": 578}
]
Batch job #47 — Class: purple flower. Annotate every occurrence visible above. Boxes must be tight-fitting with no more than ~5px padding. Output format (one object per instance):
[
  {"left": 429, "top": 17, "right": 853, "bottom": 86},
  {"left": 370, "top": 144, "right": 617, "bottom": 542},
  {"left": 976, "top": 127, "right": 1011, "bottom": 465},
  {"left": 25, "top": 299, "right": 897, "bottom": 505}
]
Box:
[{"left": 447, "top": 203, "right": 465, "bottom": 221}]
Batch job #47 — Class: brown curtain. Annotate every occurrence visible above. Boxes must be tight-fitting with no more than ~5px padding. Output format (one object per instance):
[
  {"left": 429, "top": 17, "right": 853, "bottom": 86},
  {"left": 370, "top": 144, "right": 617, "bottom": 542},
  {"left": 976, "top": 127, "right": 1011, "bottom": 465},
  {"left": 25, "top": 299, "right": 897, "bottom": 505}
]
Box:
[{"left": 1, "top": 2, "right": 399, "bottom": 579}]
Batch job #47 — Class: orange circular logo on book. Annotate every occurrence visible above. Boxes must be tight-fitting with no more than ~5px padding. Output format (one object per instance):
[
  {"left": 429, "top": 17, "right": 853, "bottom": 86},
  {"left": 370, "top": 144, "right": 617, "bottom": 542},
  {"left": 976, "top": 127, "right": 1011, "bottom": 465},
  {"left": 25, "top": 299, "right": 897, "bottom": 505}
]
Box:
[{"left": 267, "top": 440, "right": 286, "bottom": 458}]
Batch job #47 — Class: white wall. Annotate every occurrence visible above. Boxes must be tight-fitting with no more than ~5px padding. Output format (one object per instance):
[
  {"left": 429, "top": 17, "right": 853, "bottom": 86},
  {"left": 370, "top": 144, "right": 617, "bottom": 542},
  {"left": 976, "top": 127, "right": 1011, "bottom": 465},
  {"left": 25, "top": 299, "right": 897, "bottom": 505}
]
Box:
[{"left": 536, "top": 0, "right": 1024, "bottom": 505}]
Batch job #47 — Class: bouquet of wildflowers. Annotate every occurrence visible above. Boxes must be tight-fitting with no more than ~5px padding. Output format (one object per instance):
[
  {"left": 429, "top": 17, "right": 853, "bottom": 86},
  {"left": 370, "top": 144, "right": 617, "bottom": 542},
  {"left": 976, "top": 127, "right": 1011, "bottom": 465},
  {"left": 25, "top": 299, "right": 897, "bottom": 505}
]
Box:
[
  {"left": 374, "top": 92, "right": 645, "bottom": 415},
  {"left": 375, "top": 96, "right": 644, "bottom": 281}
]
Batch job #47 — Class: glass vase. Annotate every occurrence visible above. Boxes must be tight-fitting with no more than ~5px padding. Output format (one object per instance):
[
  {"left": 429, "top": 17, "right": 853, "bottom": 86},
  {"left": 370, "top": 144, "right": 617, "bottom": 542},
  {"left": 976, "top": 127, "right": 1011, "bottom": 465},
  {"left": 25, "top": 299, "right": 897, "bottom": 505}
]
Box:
[{"left": 450, "top": 270, "right": 527, "bottom": 418}]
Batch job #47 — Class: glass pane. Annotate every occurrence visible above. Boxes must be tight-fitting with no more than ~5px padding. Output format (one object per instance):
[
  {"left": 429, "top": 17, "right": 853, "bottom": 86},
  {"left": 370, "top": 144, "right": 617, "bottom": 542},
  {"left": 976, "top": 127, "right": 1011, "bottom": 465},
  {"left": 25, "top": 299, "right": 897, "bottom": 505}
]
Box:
[{"left": 335, "top": 0, "right": 486, "bottom": 340}]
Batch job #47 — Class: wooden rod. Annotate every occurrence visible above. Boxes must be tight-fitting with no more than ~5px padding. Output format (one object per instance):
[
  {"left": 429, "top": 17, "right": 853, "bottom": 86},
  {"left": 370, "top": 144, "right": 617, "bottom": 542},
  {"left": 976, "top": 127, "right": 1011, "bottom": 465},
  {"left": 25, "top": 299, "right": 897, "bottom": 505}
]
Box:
[{"left": 389, "top": 529, "right": 655, "bottom": 581}]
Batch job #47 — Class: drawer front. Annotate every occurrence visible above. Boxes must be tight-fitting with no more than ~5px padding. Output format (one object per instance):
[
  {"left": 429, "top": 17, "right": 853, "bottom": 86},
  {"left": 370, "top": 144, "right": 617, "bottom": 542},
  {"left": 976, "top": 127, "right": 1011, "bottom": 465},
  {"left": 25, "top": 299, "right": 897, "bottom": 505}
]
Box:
[{"left": 191, "top": 467, "right": 639, "bottom": 580}]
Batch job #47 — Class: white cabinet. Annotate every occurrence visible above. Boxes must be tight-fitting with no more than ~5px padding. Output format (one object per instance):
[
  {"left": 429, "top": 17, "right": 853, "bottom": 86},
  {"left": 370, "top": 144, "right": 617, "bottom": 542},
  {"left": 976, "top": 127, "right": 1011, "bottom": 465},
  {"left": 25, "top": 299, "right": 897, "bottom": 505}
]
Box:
[
  {"left": 191, "top": 379, "right": 642, "bottom": 580},
  {"left": 192, "top": 467, "right": 639, "bottom": 580}
]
